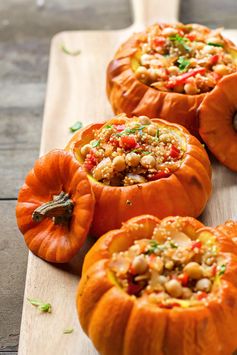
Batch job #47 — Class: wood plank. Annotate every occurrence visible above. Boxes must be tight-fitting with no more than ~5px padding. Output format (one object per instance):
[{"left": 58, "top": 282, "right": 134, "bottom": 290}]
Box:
[
  {"left": 0, "top": 201, "right": 28, "bottom": 352},
  {"left": 18, "top": 0, "right": 237, "bottom": 354}
]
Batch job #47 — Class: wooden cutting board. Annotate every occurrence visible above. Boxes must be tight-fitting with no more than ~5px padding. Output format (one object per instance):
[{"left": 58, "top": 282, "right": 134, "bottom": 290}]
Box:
[{"left": 18, "top": 1, "right": 237, "bottom": 354}]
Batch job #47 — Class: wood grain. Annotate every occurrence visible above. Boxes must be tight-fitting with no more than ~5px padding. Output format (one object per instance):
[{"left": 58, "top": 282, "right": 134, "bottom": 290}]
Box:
[{"left": 18, "top": 0, "right": 237, "bottom": 354}]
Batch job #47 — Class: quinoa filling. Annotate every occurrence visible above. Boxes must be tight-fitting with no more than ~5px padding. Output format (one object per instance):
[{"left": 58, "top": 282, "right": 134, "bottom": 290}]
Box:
[
  {"left": 109, "top": 219, "right": 227, "bottom": 308},
  {"left": 132, "top": 23, "right": 237, "bottom": 94},
  {"left": 79, "top": 116, "right": 186, "bottom": 186}
]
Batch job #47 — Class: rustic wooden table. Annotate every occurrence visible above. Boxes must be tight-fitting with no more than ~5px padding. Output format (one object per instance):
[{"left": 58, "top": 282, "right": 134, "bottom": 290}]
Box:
[{"left": 0, "top": 0, "right": 237, "bottom": 353}]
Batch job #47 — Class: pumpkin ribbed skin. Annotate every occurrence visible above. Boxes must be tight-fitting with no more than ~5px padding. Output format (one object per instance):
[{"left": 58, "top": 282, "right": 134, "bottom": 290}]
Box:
[
  {"left": 106, "top": 29, "right": 237, "bottom": 137},
  {"left": 66, "top": 117, "right": 212, "bottom": 237},
  {"left": 77, "top": 215, "right": 237, "bottom": 355},
  {"left": 16, "top": 149, "right": 95, "bottom": 263},
  {"left": 199, "top": 73, "right": 237, "bottom": 172}
]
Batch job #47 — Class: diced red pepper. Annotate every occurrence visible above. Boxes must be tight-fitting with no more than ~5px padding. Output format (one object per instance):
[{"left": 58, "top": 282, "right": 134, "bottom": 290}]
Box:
[
  {"left": 191, "top": 241, "right": 202, "bottom": 250},
  {"left": 119, "top": 135, "right": 137, "bottom": 150},
  {"left": 197, "top": 291, "right": 208, "bottom": 300},
  {"left": 147, "top": 171, "right": 170, "bottom": 181},
  {"left": 170, "top": 145, "right": 180, "bottom": 159},
  {"left": 109, "top": 136, "right": 119, "bottom": 147},
  {"left": 185, "top": 33, "right": 196, "bottom": 41},
  {"left": 115, "top": 124, "right": 125, "bottom": 132},
  {"left": 212, "top": 264, "right": 217, "bottom": 277},
  {"left": 210, "top": 54, "right": 219, "bottom": 65},
  {"left": 153, "top": 37, "right": 166, "bottom": 47},
  {"left": 178, "top": 273, "right": 189, "bottom": 286},
  {"left": 167, "top": 68, "right": 206, "bottom": 88},
  {"left": 84, "top": 152, "right": 97, "bottom": 171}
]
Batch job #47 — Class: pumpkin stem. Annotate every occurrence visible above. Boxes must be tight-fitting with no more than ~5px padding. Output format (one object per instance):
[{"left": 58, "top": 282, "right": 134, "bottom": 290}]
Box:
[
  {"left": 233, "top": 113, "right": 237, "bottom": 132},
  {"left": 32, "top": 192, "right": 74, "bottom": 225}
]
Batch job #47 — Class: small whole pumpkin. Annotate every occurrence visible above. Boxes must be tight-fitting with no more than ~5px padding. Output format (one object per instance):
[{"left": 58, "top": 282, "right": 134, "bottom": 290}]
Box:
[
  {"left": 16, "top": 149, "right": 95, "bottom": 263},
  {"left": 66, "top": 114, "right": 212, "bottom": 237},
  {"left": 106, "top": 22, "right": 237, "bottom": 136},
  {"left": 77, "top": 215, "right": 237, "bottom": 355},
  {"left": 199, "top": 72, "right": 237, "bottom": 172}
]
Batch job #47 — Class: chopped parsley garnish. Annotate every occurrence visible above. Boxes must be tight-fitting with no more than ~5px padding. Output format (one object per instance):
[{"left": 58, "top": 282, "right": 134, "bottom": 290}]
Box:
[
  {"left": 177, "top": 57, "right": 190, "bottom": 71},
  {"left": 170, "top": 34, "right": 191, "bottom": 52},
  {"left": 145, "top": 240, "right": 159, "bottom": 255},
  {"left": 91, "top": 139, "right": 100, "bottom": 148},
  {"left": 27, "top": 298, "right": 52, "bottom": 313},
  {"left": 169, "top": 241, "right": 178, "bottom": 249},
  {"left": 207, "top": 42, "right": 223, "bottom": 47},
  {"left": 69, "top": 121, "right": 83, "bottom": 132},
  {"left": 218, "top": 264, "right": 226, "bottom": 276}
]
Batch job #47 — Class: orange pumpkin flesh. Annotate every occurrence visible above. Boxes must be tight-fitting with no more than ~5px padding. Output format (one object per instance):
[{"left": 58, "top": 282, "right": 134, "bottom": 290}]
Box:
[
  {"left": 16, "top": 149, "right": 95, "bottom": 263},
  {"left": 65, "top": 115, "right": 212, "bottom": 237},
  {"left": 106, "top": 24, "right": 237, "bottom": 137},
  {"left": 199, "top": 72, "right": 237, "bottom": 172},
  {"left": 77, "top": 215, "right": 237, "bottom": 355}
]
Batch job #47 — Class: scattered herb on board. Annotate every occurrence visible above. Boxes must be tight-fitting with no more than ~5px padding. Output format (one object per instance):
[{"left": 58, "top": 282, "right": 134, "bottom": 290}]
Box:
[
  {"left": 207, "top": 42, "right": 223, "bottom": 48},
  {"left": 69, "top": 121, "right": 83, "bottom": 133},
  {"left": 61, "top": 44, "right": 81, "bottom": 56},
  {"left": 27, "top": 298, "right": 52, "bottom": 313},
  {"left": 64, "top": 328, "right": 74, "bottom": 334},
  {"left": 177, "top": 57, "right": 190, "bottom": 71}
]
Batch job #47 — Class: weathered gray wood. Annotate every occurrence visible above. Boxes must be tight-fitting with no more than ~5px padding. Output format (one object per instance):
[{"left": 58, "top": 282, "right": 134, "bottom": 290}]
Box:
[{"left": 0, "top": 201, "right": 28, "bottom": 352}]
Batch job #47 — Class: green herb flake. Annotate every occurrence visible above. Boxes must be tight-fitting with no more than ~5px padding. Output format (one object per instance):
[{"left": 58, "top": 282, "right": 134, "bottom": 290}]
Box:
[
  {"left": 91, "top": 139, "right": 100, "bottom": 148},
  {"left": 105, "top": 125, "right": 113, "bottom": 129},
  {"left": 207, "top": 42, "right": 223, "bottom": 48},
  {"left": 61, "top": 44, "right": 81, "bottom": 56},
  {"left": 64, "top": 328, "right": 74, "bottom": 334},
  {"left": 27, "top": 298, "right": 52, "bottom": 313},
  {"left": 218, "top": 264, "right": 226, "bottom": 276},
  {"left": 69, "top": 121, "right": 83, "bottom": 132},
  {"left": 142, "top": 151, "right": 151, "bottom": 155},
  {"left": 177, "top": 57, "right": 190, "bottom": 71},
  {"left": 145, "top": 240, "right": 159, "bottom": 255},
  {"left": 169, "top": 34, "right": 191, "bottom": 52},
  {"left": 169, "top": 241, "right": 178, "bottom": 249}
]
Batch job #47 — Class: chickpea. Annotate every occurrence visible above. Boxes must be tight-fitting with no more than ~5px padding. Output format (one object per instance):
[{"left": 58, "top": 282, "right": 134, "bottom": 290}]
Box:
[
  {"left": 140, "top": 54, "right": 153, "bottom": 66},
  {"left": 131, "top": 255, "right": 148, "bottom": 274},
  {"left": 80, "top": 144, "right": 91, "bottom": 156},
  {"left": 196, "top": 278, "right": 212, "bottom": 293},
  {"left": 125, "top": 152, "right": 140, "bottom": 167},
  {"left": 151, "top": 258, "right": 164, "bottom": 273},
  {"left": 168, "top": 66, "right": 180, "bottom": 75},
  {"left": 147, "top": 68, "right": 158, "bottom": 82},
  {"left": 182, "top": 287, "right": 193, "bottom": 300},
  {"left": 140, "top": 155, "right": 156, "bottom": 169},
  {"left": 135, "top": 66, "right": 149, "bottom": 80},
  {"left": 139, "top": 116, "right": 151, "bottom": 125},
  {"left": 112, "top": 156, "right": 126, "bottom": 172},
  {"left": 162, "top": 27, "right": 178, "bottom": 37},
  {"left": 158, "top": 275, "right": 168, "bottom": 285},
  {"left": 213, "top": 64, "right": 230, "bottom": 76},
  {"left": 147, "top": 124, "right": 157, "bottom": 136},
  {"left": 165, "top": 279, "right": 183, "bottom": 298},
  {"left": 183, "top": 262, "right": 203, "bottom": 279},
  {"left": 165, "top": 260, "right": 174, "bottom": 270},
  {"left": 184, "top": 82, "right": 199, "bottom": 95}
]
